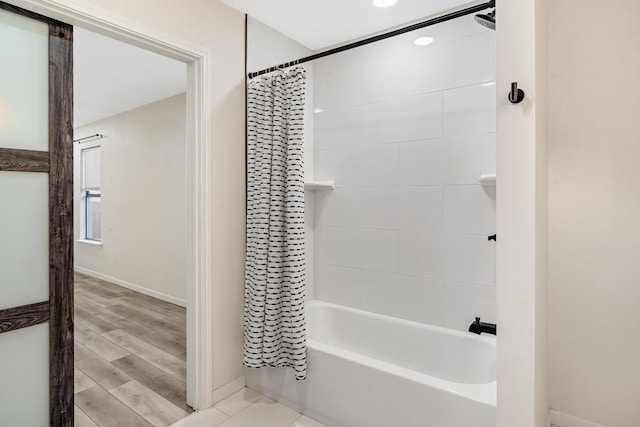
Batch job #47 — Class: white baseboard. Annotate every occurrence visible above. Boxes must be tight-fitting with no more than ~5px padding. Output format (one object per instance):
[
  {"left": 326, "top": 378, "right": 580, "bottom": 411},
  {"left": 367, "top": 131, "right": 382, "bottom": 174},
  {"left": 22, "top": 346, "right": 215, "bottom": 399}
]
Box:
[
  {"left": 212, "top": 376, "right": 246, "bottom": 404},
  {"left": 550, "top": 410, "right": 608, "bottom": 427},
  {"left": 74, "top": 266, "right": 186, "bottom": 307}
]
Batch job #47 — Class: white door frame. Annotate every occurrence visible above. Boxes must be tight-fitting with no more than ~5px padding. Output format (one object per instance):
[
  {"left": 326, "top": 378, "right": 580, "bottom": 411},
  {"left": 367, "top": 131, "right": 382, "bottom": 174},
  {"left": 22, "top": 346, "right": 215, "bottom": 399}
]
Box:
[{"left": 7, "top": 0, "right": 214, "bottom": 410}]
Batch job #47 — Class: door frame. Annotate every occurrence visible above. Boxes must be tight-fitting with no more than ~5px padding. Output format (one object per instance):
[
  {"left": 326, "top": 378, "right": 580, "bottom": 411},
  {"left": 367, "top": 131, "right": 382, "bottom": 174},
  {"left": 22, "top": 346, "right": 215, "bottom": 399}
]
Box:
[{"left": 6, "top": 0, "right": 214, "bottom": 411}]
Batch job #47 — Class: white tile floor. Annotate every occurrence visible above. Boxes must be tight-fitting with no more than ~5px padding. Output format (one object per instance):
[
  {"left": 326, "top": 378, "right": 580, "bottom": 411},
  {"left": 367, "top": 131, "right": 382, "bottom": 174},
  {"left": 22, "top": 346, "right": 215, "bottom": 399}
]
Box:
[{"left": 171, "top": 388, "right": 328, "bottom": 427}]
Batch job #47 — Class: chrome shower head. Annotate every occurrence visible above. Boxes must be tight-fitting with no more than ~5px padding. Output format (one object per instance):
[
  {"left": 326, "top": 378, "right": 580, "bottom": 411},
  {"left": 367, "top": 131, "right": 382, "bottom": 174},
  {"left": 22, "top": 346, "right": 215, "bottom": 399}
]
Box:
[{"left": 475, "top": 9, "right": 496, "bottom": 30}]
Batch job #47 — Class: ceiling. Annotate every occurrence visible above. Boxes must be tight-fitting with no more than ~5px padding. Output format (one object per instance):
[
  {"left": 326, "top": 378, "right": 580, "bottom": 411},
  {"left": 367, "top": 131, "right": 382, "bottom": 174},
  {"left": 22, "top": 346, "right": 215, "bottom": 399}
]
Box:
[
  {"left": 74, "top": 27, "right": 186, "bottom": 128},
  {"left": 223, "top": 0, "right": 475, "bottom": 50}
]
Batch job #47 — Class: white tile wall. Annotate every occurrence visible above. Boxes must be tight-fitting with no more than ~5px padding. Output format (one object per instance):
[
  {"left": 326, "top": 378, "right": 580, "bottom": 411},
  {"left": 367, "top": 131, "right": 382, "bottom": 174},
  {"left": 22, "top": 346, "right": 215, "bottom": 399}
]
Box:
[
  {"left": 314, "top": 149, "right": 363, "bottom": 187},
  {"left": 314, "top": 107, "right": 362, "bottom": 150},
  {"left": 443, "top": 233, "right": 495, "bottom": 286},
  {"left": 398, "top": 231, "right": 443, "bottom": 278},
  {"left": 314, "top": 188, "right": 360, "bottom": 227},
  {"left": 362, "top": 271, "right": 444, "bottom": 326},
  {"left": 311, "top": 17, "right": 496, "bottom": 332},
  {"left": 358, "top": 228, "right": 398, "bottom": 272},
  {"left": 359, "top": 92, "right": 443, "bottom": 145},
  {"left": 360, "top": 186, "right": 443, "bottom": 231},
  {"left": 396, "top": 187, "right": 444, "bottom": 232},
  {"left": 315, "top": 227, "right": 398, "bottom": 273},
  {"left": 360, "top": 145, "right": 400, "bottom": 186},
  {"left": 444, "top": 185, "right": 496, "bottom": 234},
  {"left": 441, "top": 133, "right": 496, "bottom": 185},
  {"left": 315, "top": 264, "right": 361, "bottom": 308},
  {"left": 396, "top": 139, "right": 446, "bottom": 185},
  {"left": 440, "top": 14, "right": 489, "bottom": 41},
  {"left": 360, "top": 187, "right": 400, "bottom": 229},
  {"left": 443, "top": 83, "right": 496, "bottom": 137},
  {"left": 352, "top": 56, "right": 400, "bottom": 105},
  {"left": 438, "top": 32, "right": 495, "bottom": 91},
  {"left": 315, "top": 226, "right": 360, "bottom": 268},
  {"left": 397, "top": 31, "right": 494, "bottom": 97},
  {"left": 443, "top": 281, "right": 496, "bottom": 331}
]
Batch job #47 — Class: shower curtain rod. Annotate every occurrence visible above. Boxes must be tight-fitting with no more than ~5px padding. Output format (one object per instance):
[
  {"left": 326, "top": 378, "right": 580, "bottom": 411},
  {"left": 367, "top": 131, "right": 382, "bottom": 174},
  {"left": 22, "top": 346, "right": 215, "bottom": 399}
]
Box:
[
  {"left": 74, "top": 133, "right": 105, "bottom": 144},
  {"left": 248, "top": 0, "right": 495, "bottom": 79}
]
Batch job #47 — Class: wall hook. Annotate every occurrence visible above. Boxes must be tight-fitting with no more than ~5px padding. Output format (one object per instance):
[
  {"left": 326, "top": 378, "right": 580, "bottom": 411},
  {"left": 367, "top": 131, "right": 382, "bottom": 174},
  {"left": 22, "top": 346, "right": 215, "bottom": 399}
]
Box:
[{"left": 508, "top": 82, "right": 525, "bottom": 104}]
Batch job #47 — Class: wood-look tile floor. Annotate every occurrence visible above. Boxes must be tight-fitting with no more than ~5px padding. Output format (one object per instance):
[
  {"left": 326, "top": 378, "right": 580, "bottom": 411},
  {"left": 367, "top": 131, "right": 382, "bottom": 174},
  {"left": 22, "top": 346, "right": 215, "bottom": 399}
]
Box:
[{"left": 73, "top": 273, "right": 193, "bottom": 427}]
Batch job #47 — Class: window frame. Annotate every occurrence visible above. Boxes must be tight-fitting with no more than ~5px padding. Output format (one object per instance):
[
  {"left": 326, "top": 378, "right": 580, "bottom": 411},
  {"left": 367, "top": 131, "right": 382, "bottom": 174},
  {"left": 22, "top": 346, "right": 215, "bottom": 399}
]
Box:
[
  {"left": 84, "top": 189, "right": 101, "bottom": 242},
  {"left": 80, "top": 144, "right": 101, "bottom": 242}
]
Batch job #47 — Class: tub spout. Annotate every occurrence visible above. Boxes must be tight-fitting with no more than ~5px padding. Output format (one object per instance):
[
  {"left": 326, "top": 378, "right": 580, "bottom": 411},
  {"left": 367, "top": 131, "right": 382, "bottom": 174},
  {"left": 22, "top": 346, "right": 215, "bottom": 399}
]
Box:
[{"left": 469, "top": 317, "right": 496, "bottom": 335}]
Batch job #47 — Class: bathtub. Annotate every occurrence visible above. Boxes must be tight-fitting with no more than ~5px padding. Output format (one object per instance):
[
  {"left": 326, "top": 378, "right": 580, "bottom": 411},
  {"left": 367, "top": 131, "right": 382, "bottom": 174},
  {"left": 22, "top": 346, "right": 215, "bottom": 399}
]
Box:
[{"left": 246, "top": 301, "right": 496, "bottom": 427}]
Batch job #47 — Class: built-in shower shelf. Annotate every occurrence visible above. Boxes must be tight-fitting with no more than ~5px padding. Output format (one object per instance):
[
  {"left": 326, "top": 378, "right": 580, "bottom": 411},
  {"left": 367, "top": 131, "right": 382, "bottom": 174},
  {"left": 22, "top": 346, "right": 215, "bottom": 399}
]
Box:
[
  {"left": 478, "top": 174, "right": 497, "bottom": 187},
  {"left": 304, "top": 180, "right": 335, "bottom": 191}
]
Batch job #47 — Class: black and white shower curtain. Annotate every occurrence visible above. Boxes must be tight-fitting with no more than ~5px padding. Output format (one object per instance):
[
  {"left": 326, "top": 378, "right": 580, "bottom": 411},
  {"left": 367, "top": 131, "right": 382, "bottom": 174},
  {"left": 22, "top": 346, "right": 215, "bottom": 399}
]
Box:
[{"left": 244, "top": 68, "right": 307, "bottom": 380}]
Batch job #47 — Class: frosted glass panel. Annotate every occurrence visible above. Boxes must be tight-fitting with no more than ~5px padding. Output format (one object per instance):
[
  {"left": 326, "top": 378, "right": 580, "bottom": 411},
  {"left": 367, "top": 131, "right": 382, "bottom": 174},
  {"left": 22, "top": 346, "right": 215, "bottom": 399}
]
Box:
[
  {"left": 0, "top": 171, "right": 49, "bottom": 310},
  {"left": 0, "top": 8, "right": 48, "bottom": 151},
  {"left": 0, "top": 323, "right": 49, "bottom": 426}
]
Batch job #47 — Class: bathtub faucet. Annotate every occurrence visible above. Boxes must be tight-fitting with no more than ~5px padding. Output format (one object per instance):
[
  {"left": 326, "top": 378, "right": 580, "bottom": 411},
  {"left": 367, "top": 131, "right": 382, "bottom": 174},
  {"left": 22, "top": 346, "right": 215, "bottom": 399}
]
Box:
[{"left": 469, "top": 317, "right": 497, "bottom": 335}]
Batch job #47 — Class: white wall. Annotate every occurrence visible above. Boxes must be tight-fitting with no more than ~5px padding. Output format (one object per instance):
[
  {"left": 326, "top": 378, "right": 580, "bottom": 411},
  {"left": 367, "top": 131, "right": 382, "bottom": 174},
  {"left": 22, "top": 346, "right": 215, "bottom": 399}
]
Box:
[
  {"left": 312, "top": 15, "right": 496, "bottom": 332},
  {"left": 246, "top": 17, "right": 316, "bottom": 301},
  {"left": 548, "top": 1, "right": 640, "bottom": 426},
  {"left": 74, "top": 93, "right": 187, "bottom": 306}
]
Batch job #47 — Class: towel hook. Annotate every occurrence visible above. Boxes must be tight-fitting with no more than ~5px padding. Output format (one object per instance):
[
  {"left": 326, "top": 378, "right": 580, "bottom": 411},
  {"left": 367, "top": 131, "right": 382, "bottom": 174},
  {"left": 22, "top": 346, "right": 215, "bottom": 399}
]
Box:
[{"left": 508, "top": 82, "right": 525, "bottom": 104}]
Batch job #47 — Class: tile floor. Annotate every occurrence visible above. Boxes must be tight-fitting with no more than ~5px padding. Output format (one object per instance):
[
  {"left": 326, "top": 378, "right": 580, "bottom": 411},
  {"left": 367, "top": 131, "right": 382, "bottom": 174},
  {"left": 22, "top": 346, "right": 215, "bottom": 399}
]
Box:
[{"left": 172, "top": 388, "right": 328, "bottom": 427}]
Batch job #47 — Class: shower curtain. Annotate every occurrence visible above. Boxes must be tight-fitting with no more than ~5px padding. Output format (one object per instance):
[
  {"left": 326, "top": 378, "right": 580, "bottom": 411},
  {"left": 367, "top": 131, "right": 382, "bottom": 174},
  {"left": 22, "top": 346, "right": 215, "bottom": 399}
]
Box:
[{"left": 244, "top": 67, "right": 307, "bottom": 380}]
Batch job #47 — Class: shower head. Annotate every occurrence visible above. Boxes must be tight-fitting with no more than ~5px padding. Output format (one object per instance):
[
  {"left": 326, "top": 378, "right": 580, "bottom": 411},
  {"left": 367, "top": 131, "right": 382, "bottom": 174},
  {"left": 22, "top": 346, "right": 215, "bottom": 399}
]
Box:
[{"left": 475, "top": 9, "right": 496, "bottom": 31}]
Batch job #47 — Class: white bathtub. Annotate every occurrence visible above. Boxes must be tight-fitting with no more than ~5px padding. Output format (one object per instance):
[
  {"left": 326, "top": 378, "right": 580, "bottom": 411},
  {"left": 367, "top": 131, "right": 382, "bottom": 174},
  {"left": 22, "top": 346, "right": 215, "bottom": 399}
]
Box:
[{"left": 246, "top": 301, "right": 496, "bottom": 427}]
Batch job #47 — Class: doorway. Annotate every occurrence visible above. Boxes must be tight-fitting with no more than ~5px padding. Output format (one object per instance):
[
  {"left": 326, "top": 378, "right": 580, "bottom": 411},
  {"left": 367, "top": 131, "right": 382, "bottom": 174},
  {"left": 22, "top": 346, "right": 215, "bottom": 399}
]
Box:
[{"left": 72, "top": 25, "right": 190, "bottom": 425}]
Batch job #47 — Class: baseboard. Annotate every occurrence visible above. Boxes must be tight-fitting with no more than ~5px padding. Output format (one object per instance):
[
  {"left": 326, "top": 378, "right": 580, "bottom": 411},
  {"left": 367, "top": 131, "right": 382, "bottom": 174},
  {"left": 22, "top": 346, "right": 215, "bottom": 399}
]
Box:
[
  {"left": 212, "top": 376, "right": 246, "bottom": 404},
  {"left": 550, "top": 410, "right": 608, "bottom": 427},
  {"left": 74, "top": 266, "right": 186, "bottom": 307}
]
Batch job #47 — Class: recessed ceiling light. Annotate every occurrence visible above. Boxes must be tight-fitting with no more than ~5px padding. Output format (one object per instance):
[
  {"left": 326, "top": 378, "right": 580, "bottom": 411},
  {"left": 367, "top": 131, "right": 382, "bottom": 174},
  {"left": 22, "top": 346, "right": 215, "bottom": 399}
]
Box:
[
  {"left": 313, "top": 108, "right": 325, "bottom": 114},
  {"left": 414, "top": 36, "right": 434, "bottom": 46},
  {"left": 373, "top": 0, "right": 397, "bottom": 8}
]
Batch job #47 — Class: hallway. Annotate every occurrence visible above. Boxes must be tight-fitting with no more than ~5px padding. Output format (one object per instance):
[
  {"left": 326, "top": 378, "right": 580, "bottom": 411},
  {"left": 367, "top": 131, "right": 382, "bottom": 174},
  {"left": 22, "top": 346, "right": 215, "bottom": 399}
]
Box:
[{"left": 73, "top": 273, "right": 192, "bottom": 426}]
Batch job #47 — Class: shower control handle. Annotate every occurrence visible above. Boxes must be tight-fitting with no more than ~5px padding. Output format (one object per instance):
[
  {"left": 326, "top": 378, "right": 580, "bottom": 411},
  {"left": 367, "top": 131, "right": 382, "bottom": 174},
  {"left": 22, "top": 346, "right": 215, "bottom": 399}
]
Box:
[{"left": 508, "top": 82, "right": 525, "bottom": 104}]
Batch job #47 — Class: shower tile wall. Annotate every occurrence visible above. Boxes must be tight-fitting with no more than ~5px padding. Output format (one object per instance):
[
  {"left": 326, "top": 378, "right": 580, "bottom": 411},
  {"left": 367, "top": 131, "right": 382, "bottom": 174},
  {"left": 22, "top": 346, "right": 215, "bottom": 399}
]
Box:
[{"left": 312, "top": 15, "right": 496, "bottom": 332}]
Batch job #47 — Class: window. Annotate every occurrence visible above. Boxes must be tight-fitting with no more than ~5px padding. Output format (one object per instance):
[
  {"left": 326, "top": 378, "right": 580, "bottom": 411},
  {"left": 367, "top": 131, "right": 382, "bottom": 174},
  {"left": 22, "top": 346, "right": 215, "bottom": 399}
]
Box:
[{"left": 81, "top": 146, "right": 101, "bottom": 241}]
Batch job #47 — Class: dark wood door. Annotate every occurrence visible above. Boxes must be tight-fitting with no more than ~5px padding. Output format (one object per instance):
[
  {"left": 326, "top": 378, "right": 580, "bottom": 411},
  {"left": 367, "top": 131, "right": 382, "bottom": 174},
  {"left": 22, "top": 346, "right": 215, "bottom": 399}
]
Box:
[{"left": 0, "top": 2, "right": 73, "bottom": 426}]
